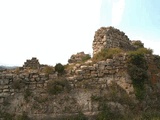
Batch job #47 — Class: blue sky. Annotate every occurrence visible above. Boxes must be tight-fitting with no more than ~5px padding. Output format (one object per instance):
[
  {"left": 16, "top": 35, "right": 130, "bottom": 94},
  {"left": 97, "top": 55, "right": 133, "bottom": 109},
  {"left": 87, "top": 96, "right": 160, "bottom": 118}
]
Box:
[{"left": 0, "top": 0, "right": 159, "bottom": 66}]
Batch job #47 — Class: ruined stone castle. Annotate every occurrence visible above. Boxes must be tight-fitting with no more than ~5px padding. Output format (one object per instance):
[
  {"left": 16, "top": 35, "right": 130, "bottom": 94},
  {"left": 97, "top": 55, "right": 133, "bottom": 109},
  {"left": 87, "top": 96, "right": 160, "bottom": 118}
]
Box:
[{"left": 0, "top": 27, "right": 160, "bottom": 119}]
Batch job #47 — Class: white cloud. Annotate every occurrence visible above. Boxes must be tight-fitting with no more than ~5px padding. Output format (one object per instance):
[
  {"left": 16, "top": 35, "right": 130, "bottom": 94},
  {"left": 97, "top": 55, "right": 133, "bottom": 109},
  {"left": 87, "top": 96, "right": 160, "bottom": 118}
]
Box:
[{"left": 111, "top": 0, "right": 125, "bottom": 26}]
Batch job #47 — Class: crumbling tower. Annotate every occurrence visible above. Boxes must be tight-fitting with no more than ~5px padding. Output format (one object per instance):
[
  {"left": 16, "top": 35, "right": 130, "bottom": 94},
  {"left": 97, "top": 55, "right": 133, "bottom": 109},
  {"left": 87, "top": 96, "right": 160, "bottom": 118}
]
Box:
[{"left": 92, "top": 26, "right": 134, "bottom": 55}]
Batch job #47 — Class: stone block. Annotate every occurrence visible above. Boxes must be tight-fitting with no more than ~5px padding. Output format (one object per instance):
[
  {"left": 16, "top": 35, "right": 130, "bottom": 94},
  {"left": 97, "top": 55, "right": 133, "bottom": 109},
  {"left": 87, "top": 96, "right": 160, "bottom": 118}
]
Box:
[
  {"left": 105, "top": 66, "right": 112, "bottom": 70},
  {"left": 99, "top": 65, "right": 105, "bottom": 70},
  {"left": 76, "top": 76, "right": 84, "bottom": 81},
  {"left": 33, "top": 75, "right": 39, "bottom": 78},
  {"left": 106, "top": 59, "right": 113, "bottom": 65},
  {"left": 3, "top": 85, "right": 9, "bottom": 89},
  {"left": 37, "top": 83, "right": 44, "bottom": 88},
  {"left": 88, "top": 66, "right": 95, "bottom": 71},
  {"left": 2, "top": 92, "right": 10, "bottom": 97},
  {"left": 67, "top": 77, "right": 75, "bottom": 81},
  {"left": 98, "top": 61, "right": 107, "bottom": 66},
  {"left": 1, "top": 79, "right": 9, "bottom": 85},
  {"left": 75, "top": 70, "right": 85, "bottom": 75},
  {"left": 28, "top": 84, "right": 36, "bottom": 90},
  {"left": 91, "top": 74, "right": 98, "bottom": 77},
  {"left": 5, "top": 74, "right": 13, "bottom": 79},
  {"left": 0, "top": 97, "right": 4, "bottom": 104},
  {"left": 40, "top": 73, "right": 47, "bottom": 78},
  {"left": 10, "top": 89, "right": 15, "bottom": 92},
  {"left": 49, "top": 74, "right": 57, "bottom": 79},
  {"left": 3, "top": 89, "right": 9, "bottom": 92},
  {"left": 0, "top": 93, "right": 3, "bottom": 97},
  {"left": 35, "top": 77, "right": 40, "bottom": 81},
  {"left": 30, "top": 78, "right": 35, "bottom": 82},
  {"left": 80, "top": 65, "right": 88, "bottom": 70},
  {"left": 98, "top": 72, "right": 104, "bottom": 77}
]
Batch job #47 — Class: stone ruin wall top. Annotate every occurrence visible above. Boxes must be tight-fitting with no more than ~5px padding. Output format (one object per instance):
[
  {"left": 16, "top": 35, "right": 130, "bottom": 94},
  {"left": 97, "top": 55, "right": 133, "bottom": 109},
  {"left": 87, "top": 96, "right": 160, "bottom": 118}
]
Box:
[{"left": 92, "top": 26, "right": 135, "bottom": 55}]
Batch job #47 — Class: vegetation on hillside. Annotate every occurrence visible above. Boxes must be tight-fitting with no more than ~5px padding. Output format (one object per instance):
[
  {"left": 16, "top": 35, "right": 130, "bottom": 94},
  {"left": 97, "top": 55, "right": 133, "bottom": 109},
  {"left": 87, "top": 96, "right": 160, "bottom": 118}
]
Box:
[{"left": 92, "top": 48, "right": 123, "bottom": 62}]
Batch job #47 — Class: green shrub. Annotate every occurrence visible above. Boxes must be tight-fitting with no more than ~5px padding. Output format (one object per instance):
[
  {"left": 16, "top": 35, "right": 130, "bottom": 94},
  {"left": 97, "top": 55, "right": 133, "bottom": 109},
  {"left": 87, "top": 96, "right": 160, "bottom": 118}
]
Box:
[
  {"left": 137, "top": 48, "right": 153, "bottom": 54},
  {"left": 127, "top": 49, "right": 148, "bottom": 100},
  {"left": 47, "top": 78, "right": 71, "bottom": 95},
  {"left": 43, "top": 66, "right": 54, "bottom": 74},
  {"left": 132, "top": 40, "right": 144, "bottom": 48},
  {"left": 81, "top": 54, "right": 91, "bottom": 62},
  {"left": 92, "top": 48, "right": 123, "bottom": 62},
  {"left": 55, "top": 63, "right": 64, "bottom": 74}
]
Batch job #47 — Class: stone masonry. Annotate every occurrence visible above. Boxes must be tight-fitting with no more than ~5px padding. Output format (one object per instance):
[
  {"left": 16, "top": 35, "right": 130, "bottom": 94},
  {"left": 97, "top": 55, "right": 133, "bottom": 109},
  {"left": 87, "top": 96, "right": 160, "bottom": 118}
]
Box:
[
  {"left": 0, "top": 54, "right": 135, "bottom": 115},
  {"left": 92, "top": 26, "right": 135, "bottom": 55},
  {"left": 0, "top": 26, "right": 160, "bottom": 119},
  {"left": 68, "top": 52, "right": 90, "bottom": 64},
  {"left": 23, "top": 57, "right": 40, "bottom": 69}
]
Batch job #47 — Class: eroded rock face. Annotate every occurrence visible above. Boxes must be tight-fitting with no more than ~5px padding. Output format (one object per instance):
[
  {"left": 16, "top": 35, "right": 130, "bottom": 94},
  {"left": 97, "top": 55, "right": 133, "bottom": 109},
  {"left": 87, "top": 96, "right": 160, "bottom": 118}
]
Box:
[{"left": 92, "top": 27, "right": 135, "bottom": 55}]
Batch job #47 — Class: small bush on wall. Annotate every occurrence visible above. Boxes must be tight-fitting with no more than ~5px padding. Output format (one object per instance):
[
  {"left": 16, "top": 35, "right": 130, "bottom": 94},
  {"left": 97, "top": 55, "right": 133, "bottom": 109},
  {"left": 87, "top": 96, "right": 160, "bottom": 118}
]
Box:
[
  {"left": 92, "top": 48, "right": 123, "bottom": 62},
  {"left": 55, "top": 63, "right": 65, "bottom": 74},
  {"left": 43, "top": 66, "right": 54, "bottom": 74},
  {"left": 81, "top": 54, "right": 91, "bottom": 62},
  {"left": 47, "top": 78, "right": 71, "bottom": 95},
  {"left": 127, "top": 49, "right": 149, "bottom": 100}
]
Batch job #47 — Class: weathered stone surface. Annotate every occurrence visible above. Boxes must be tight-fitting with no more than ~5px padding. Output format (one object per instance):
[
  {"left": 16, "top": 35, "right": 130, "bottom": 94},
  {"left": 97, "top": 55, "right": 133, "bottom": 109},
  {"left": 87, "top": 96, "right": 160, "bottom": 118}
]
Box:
[
  {"left": 37, "top": 83, "right": 44, "bottom": 88},
  {"left": 75, "top": 70, "right": 85, "bottom": 75},
  {"left": 80, "top": 65, "right": 88, "bottom": 70},
  {"left": 68, "top": 52, "right": 90, "bottom": 64},
  {"left": 0, "top": 79, "right": 9, "bottom": 85},
  {"left": 93, "top": 27, "right": 135, "bottom": 55},
  {"left": 0, "top": 97, "right": 4, "bottom": 103},
  {"left": 5, "top": 74, "right": 13, "bottom": 79},
  {"left": 0, "top": 26, "right": 159, "bottom": 120},
  {"left": 3, "top": 89, "right": 10, "bottom": 92},
  {"left": 23, "top": 57, "right": 40, "bottom": 69},
  {"left": 28, "top": 84, "right": 36, "bottom": 89}
]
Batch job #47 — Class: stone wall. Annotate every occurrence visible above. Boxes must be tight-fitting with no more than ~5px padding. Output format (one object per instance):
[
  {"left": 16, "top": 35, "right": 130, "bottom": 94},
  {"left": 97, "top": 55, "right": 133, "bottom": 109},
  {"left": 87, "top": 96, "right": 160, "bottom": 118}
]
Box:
[
  {"left": 0, "top": 54, "right": 136, "bottom": 119},
  {"left": 92, "top": 27, "right": 135, "bottom": 55},
  {"left": 23, "top": 57, "right": 40, "bottom": 69},
  {"left": 0, "top": 56, "right": 160, "bottom": 119},
  {"left": 0, "top": 26, "right": 160, "bottom": 119}
]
